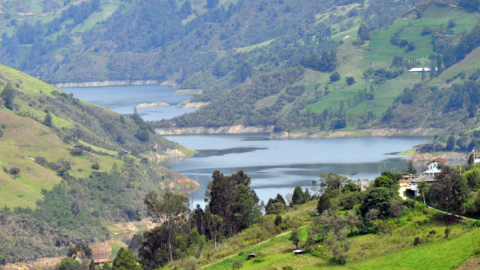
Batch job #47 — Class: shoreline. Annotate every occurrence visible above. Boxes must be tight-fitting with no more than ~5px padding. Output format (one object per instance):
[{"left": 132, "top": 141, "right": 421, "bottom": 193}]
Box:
[{"left": 156, "top": 126, "right": 439, "bottom": 139}]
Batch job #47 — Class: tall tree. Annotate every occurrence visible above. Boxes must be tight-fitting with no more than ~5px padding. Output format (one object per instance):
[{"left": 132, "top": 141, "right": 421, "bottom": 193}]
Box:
[
  {"left": 0, "top": 83, "right": 15, "bottom": 110},
  {"left": 389, "top": 199, "right": 403, "bottom": 224},
  {"left": 417, "top": 180, "right": 428, "bottom": 204},
  {"left": 359, "top": 187, "right": 395, "bottom": 218},
  {"left": 446, "top": 135, "right": 456, "bottom": 151},
  {"left": 357, "top": 23, "right": 370, "bottom": 40},
  {"left": 144, "top": 189, "right": 190, "bottom": 262},
  {"left": 231, "top": 183, "right": 254, "bottom": 231},
  {"left": 292, "top": 186, "right": 304, "bottom": 205},
  {"left": 317, "top": 193, "right": 331, "bottom": 214},
  {"left": 429, "top": 166, "right": 469, "bottom": 215}
]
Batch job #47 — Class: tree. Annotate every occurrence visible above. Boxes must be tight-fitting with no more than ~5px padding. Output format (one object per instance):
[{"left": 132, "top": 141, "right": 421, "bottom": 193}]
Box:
[
  {"left": 365, "top": 209, "right": 379, "bottom": 224},
  {"left": 422, "top": 26, "right": 433, "bottom": 35},
  {"left": 467, "top": 153, "right": 475, "bottom": 170},
  {"left": 70, "top": 200, "right": 80, "bottom": 219},
  {"left": 429, "top": 165, "right": 469, "bottom": 215},
  {"left": 9, "top": 167, "right": 20, "bottom": 179},
  {"left": 144, "top": 189, "right": 190, "bottom": 262},
  {"left": 303, "top": 187, "right": 312, "bottom": 202},
  {"left": 330, "top": 72, "right": 340, "bottom": 82},
  {"left": 292, "top": 186, "right": 304, "bottom": 205},
  {"left": 342, "top": 181, "right": 359, "bottom": 193},
  {"left": 42, "top": 112, "right": 53, "bottom": 127},
  {"left": 235, "top": 62, "right": 252, "bottom": 82},
  {"left": 112, "top": 247, "right": 141, "bottom": 270},
  {"left": 359, "top": 187, "right": 395, "bottom": 218},
  {"left": 183, "top": 257, "right": 197, "bottom": 270},
  {"left": 317, "top": 193, "right": 331, "bottom": 214},
  {"left": 68, "top": 242, "right": 92, "bottom": 259},
  {"left": 407, "top": 160, "right": 417, "bottom": 174},
  {"left": 0, "top": 83, "right": 15, "bottom": 110},
  {"left": 231, "top": 183, "right": 254, "bottom": 231},
  {"left": 346, "top": 77, "right": 355, "bottom": 86},
  {"left": 89, "top": 259, "right": 95, "bottom": 270},
  {"left": 326, "top": 228, "right": 349, "bottom": 264},
  {"left": 275, "top": 214, "right": 283, "bottom": 226},
  {"left": 91, "top": 163, "right": 100, "bottom": 170},
  {"left": 59, "top": 257, "right": 81, "bottom": 270},
  {"left": 232, "top": 258, "right": 243, "bottom": 269},
  {"left": 389, "top": 199, "right": 403, "bottom": 224},
  {"left": 373, "top": 176, "right": 395, "bottom": 190},
  {"left": 417, "top": 180, "right": 428, "bottom": 204},
  {"left": 357, "top": 23, "right": 370, "bottom": 40},
  {"left": 290, "top": 226, "right": 300, "bottom": 249},
  {"left": 448, "top": 19, "right": 456, "bottom": 28},
  {"left": 382, "top": 107, "right": 394, "bottom": 123},
  {"left": 319, "top": 172, "right": 348, "bottom": 194},
  {"left": 346, "top": 211, "right": 359, "bottom": 234},
  {"left": 446, "top": 135, "right": 456, "bottom": 151},
  {"left": 445, "top": 227, "right": 451, "bottom": 238}
]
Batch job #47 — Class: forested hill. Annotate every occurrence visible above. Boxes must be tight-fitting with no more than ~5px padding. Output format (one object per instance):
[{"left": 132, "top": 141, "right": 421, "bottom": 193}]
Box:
[
  {"left": 154, "top": 0, "right": 480, "bottom": 147},
  {"left": 0, "top": 0, "right": 421, "bottom": 89},
  {"left": 0, "top": 65, "right": 197, "bottom": 263}
]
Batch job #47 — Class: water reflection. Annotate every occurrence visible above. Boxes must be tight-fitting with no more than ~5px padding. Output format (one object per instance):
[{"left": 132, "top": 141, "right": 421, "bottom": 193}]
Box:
[
  {"left": 195, "top": 147, "right": 267, "bottom": 157},
  {"left": 164, "top": 134, "right": 433, "bottom": 207}
]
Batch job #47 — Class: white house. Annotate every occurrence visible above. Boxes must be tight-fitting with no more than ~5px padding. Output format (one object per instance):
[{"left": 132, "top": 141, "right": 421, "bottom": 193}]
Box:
[
  {"left": 474, "top": 154, "right": 480, "bottom": 163},
  {"left": 422, "top": 158, "right": 448, "bottom": 177},
  {"left": 409, "top": 68, "right": 431, "bottom": 73}
]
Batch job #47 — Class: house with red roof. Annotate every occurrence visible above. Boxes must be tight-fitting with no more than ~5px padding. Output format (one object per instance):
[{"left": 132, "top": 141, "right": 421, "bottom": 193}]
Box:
[{"left": 422, "top": 157, "right": 448, "bottom": 177}]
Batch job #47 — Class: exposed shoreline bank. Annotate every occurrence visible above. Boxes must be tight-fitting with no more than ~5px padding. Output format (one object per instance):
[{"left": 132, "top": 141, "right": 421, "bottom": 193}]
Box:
[{"left": 156, "top": 126, "right": 439, "bottom": 139}]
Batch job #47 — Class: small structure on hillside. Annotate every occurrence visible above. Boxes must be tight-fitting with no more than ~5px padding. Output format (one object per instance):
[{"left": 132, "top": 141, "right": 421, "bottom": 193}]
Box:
[
  {"left": 94, "top": 259, "right": 111, "bottom": 265},
  {"left": 247, "top": 253, "right": 256, "bottom": 260},
  {"left": 474, "top": 154, "right": 480, "bottom": 163},
  {"left": 409, "top": 68, "right": 431, "bottom": 73},
  {"left": 422, "top": 158, "right": 448, "bottom": 177},
  {"left": 293, "top": 250, "right": 305, "bottom": 255}
]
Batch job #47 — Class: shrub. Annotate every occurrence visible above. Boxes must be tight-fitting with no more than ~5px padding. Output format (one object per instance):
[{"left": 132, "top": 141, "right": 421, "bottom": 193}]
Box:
[
  {"left": 330, "top": 72, "right": 341, "bottom": 82},
  {"left": 275, "top": 214, "right": 282, "bottom": 226},
  {"left": 413, "top": 237, "right": 421, "bottom": 246},
  {"left": 346, "top": 77, "right": 355, "bottom": 85},
  {"left": 422, "top": 26, "right": 433, "bottom": 35},
  {"left": 91, "top": 163, "right": 100, "bottom": 170}
]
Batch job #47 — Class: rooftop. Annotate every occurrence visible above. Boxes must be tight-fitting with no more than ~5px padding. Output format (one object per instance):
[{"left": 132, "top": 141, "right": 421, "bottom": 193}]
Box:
[{"left": 426, "top": 158, "right": 448, "bottom": 165}]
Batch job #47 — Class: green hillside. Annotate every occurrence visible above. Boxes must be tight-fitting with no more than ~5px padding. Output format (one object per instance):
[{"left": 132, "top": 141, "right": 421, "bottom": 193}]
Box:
[
  {"left": 0, "top": 65, "right": 198, "bottom": 263},
  {"left": 157, "top": 0, "right": 480, "bottom": 141}
]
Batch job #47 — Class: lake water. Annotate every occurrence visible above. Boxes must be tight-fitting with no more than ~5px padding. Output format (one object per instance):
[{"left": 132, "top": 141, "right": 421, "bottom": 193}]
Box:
[
  {"left": 163, "top": 134, "right": 432, "bottom": 207},
  {"left": 61, "top": 85, "right": 196, "bottom": 121},
  {"left": 61, "top": 85, "right": 433, "bottom": 207}
]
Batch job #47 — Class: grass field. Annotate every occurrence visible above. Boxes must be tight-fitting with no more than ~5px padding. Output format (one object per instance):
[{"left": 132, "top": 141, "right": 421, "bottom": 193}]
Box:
[
  {"left": 349, "top": 227, "right": 480, "bottom": 270},
  {"left": 236, "top": 38, "right": 277, "bottom": 53}
]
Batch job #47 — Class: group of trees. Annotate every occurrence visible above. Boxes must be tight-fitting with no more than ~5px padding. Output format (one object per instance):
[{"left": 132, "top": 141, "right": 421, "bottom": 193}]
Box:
[
  {"left": 300, "top": 49, "right": 337, "bottom": 72},
  {"left": 133, "top": 170, "right": 261, "bottom": 269}
]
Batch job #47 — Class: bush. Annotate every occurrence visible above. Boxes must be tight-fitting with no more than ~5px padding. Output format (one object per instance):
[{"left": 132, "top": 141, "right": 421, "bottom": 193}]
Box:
[
  {"left": 346, "top": 77, "right": 355, "bottom": 85},
  {"left": 91, "top": 163, "right": 100, "bottom": 170},
  {"left": 330, "top": 72, "right": 340, "bottom": 82},
  {"left": 422, "top": 26, "right": 433, "bottom": 35}
]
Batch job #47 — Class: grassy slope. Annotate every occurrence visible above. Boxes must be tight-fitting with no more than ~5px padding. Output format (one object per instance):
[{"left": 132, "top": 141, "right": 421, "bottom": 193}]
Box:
[
  {"left": 199, "top": 199, "right": 477, "bottom": 270},
  {"left": 0, "top": 64, "right": 196, "bottom": 208},
  {"left": 291, "top": 4, "right": 480, "bottom": 126},
  {"left": 349, "top": 228, "right": 480, "bottom": 270}
]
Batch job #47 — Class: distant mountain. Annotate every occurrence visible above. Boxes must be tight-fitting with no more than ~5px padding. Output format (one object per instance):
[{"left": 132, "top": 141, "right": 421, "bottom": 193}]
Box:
[{"left": 0, "top": 65, "right": 197, "bottom": 263}]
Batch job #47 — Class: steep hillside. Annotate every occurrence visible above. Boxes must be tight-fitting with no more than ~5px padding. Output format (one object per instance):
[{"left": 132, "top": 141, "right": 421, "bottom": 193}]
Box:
[
  {"left": 0, "top": 65, "right": 198, "bottom": 263},
  {"left": 155, "top": 0, "right": 480, "bottom": 138},
  {"left": 0, "top": 0, "right": 422, "bottom": 92}
]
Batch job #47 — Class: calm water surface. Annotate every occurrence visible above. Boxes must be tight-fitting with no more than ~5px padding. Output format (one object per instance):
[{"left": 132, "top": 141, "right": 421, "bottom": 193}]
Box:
[
  {"left": 61, "top": 85, "right": 195, "bottom": 121},
  {"left": 61, "top": 85, "right": 433, "bottom": 207},
  {"left": 163, "top": 134, "right": 432, "bottom": 207}
]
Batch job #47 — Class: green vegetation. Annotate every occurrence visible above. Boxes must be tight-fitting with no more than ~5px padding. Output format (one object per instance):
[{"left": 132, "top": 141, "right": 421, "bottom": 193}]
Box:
[{"left": 0, "top": 66, "right": 198, "bottom": 264}]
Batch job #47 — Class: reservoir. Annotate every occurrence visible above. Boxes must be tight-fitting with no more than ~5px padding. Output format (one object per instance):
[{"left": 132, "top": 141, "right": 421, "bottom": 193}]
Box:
[{"left": 62, "top": 85, "right": 432, "bottom": 206}]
